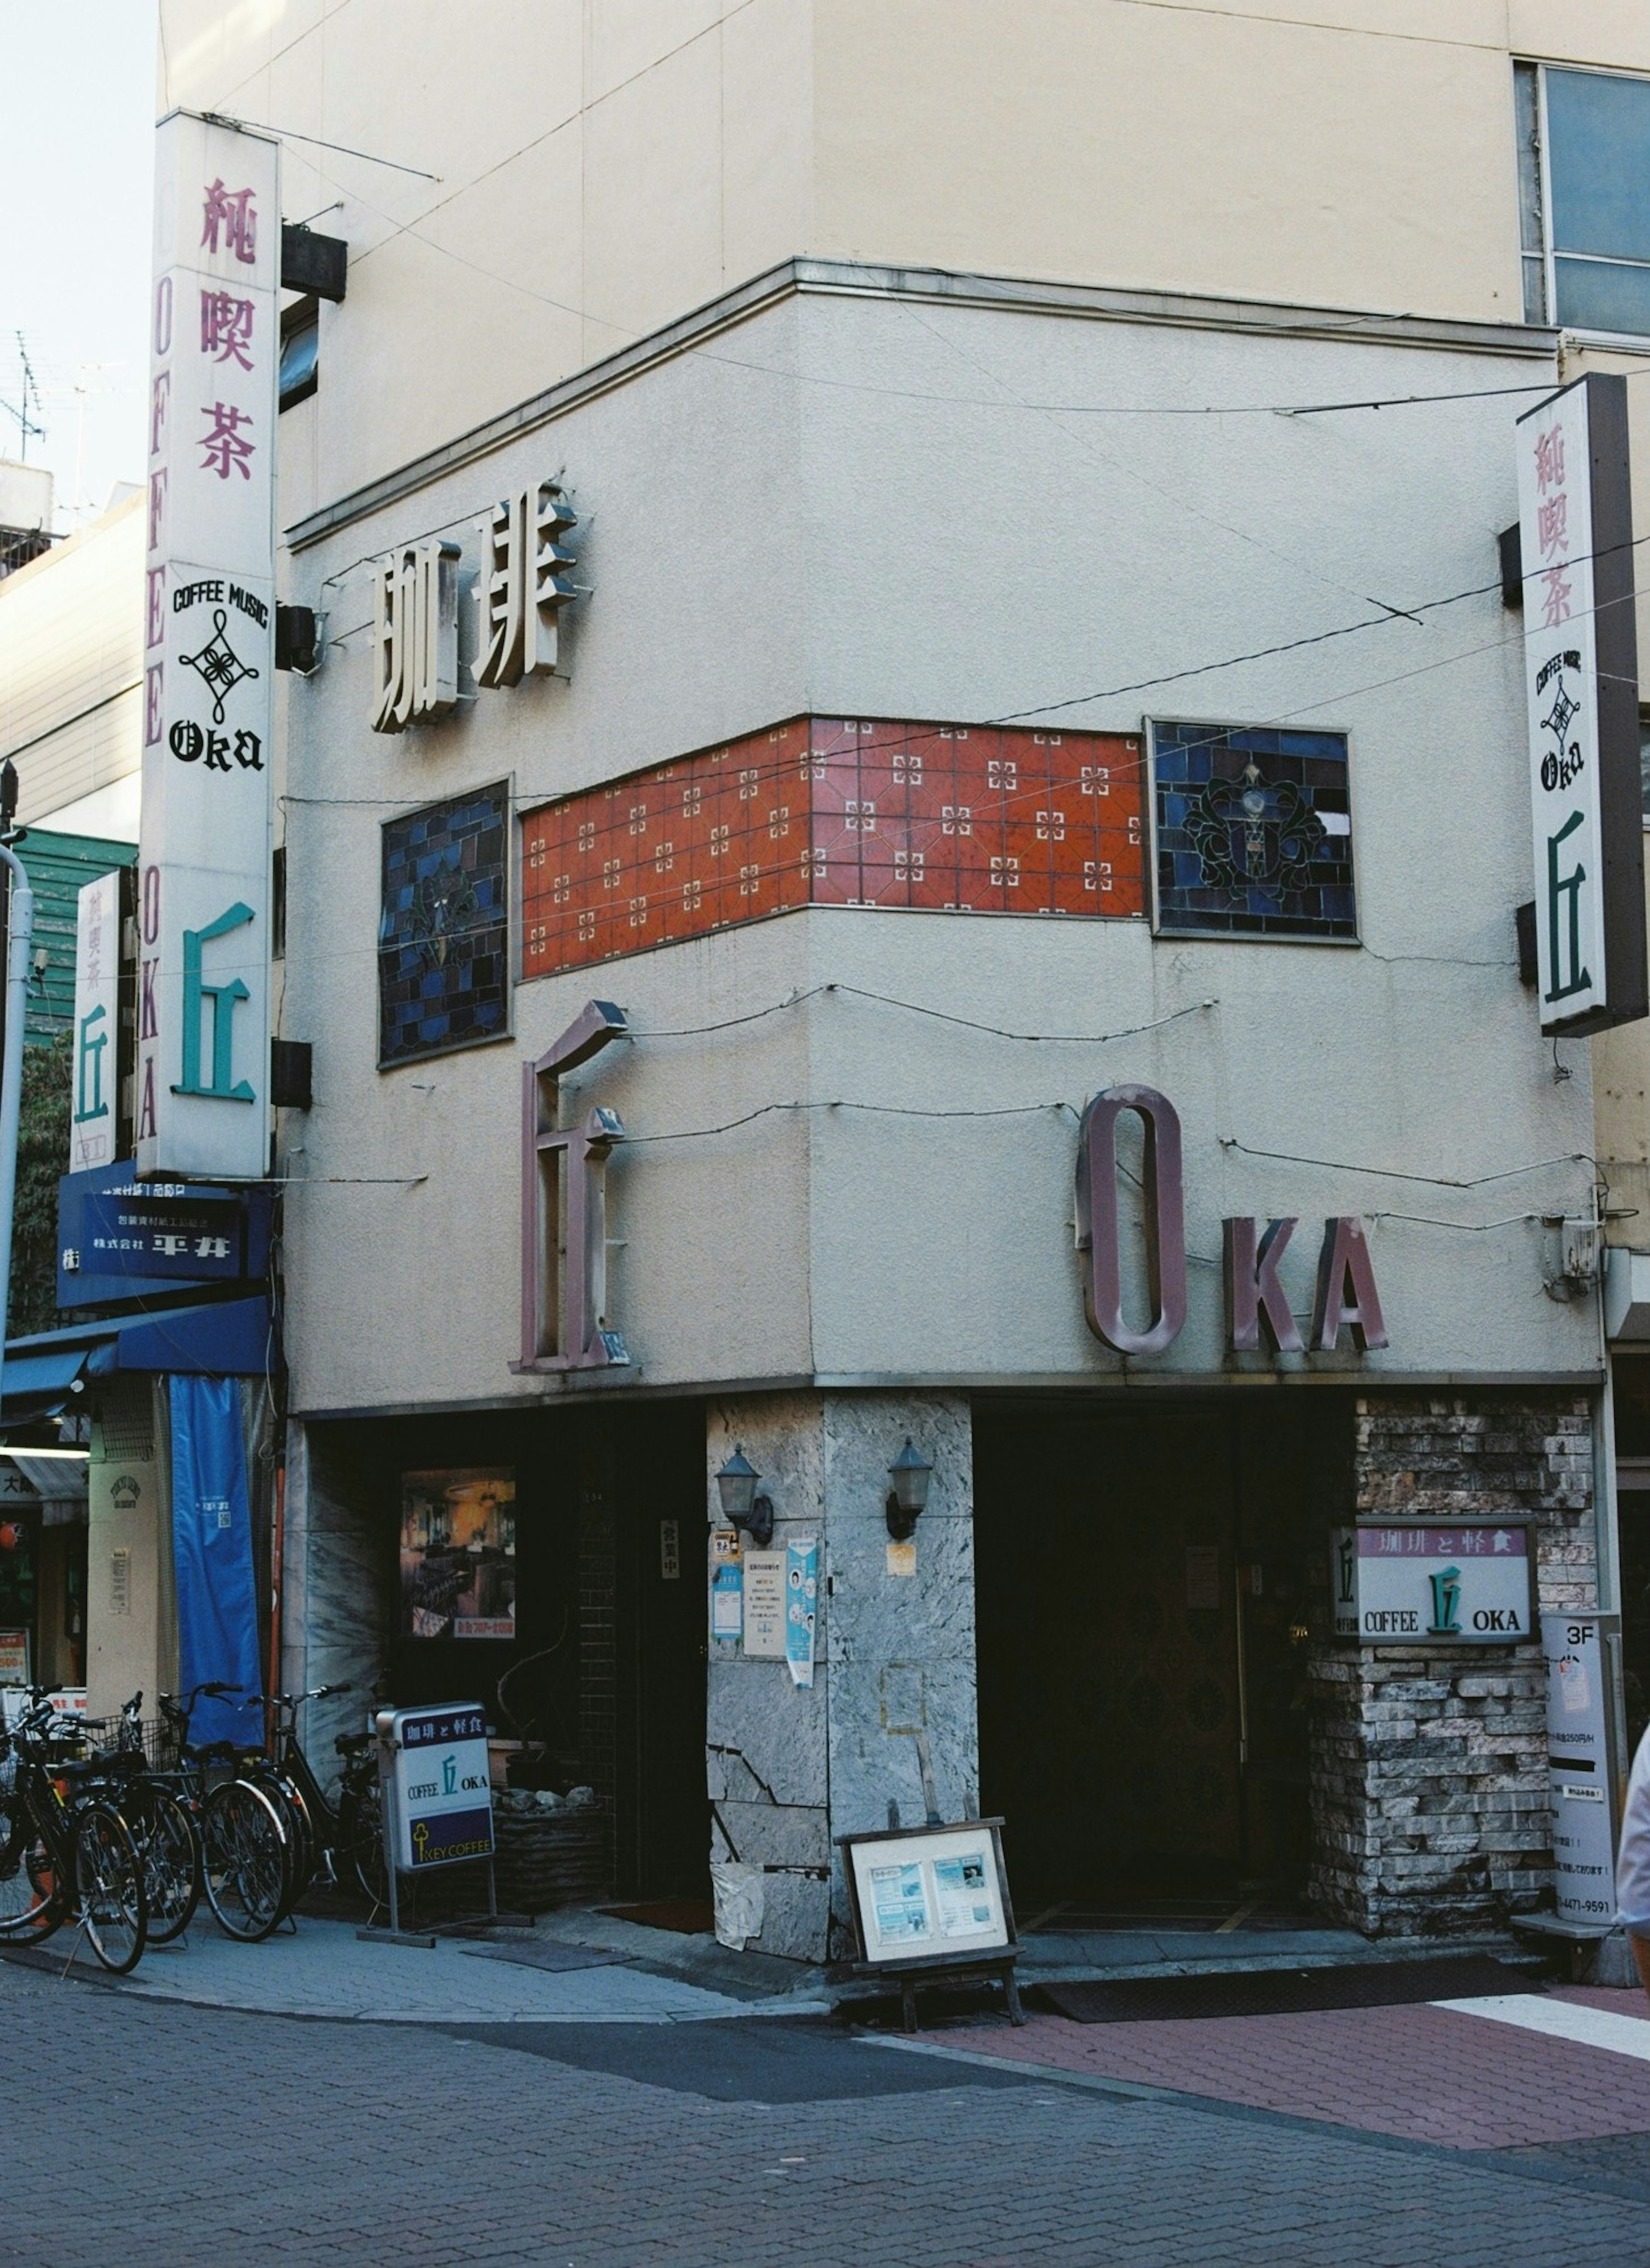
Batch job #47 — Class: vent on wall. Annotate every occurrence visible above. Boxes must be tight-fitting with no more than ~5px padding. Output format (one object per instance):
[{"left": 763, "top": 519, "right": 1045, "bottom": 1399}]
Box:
[{"left": 91, "top": 1377, "right": 153, "bottom": 1464}]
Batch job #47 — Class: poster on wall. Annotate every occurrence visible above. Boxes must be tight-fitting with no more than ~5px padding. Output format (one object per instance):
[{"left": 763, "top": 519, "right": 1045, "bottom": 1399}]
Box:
[
  {"left": 785, "top": 1536, "right": 818, "bottom": 1688},
  {"left": 400, "top": 1469, "right": 516, "bottom": 1640},
  {"left": 0, "top": 1630, "right": 28, "bottom": 1685}
]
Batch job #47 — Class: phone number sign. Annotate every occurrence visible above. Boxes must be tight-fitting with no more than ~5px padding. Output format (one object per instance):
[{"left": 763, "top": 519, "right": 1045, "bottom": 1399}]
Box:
[{"left": 388, "top": 1703, "right": 494, "bottom": 1871}]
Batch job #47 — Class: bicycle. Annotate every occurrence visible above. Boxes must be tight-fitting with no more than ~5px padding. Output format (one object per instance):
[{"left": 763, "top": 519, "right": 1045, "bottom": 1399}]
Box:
[
  {"left": 230, "top": 1685, "right": 387, "bottom": 1917},
  {"left": 159, "top": 1682, "right": 294, "bottom": 1943},
  {"left": 70, "top": 1692, "right": 202, "bottom": 1946},
  {"left": 0, "top": 1690, "right": 149, "bottom": 1974}
]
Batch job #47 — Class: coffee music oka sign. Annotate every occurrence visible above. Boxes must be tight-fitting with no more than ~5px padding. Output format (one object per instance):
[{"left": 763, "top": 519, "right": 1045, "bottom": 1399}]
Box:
[
  {"left": 138, "top": 113, "right": 279, "bottom": 1181},
  {"left": 1516, "top": 373, "right": 1647, "bottom": 1036}
]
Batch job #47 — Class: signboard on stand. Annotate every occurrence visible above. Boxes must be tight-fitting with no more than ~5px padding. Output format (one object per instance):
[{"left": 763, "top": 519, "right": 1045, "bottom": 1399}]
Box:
[
  {"left": 1541, "top": 1612, "right": 1620, "bottom": 1929},
  {"left": 837, "top": 1816, "right": 1025, "bottom": 2030},
  {"left": 1332, "top": 1522, "right": 1535, "bottom": 1643},
  {"left": 138, "top": 112, "right": 280, "bottom": 1180},
  {"left": 383, "top": 1703, "right": 495, "bottom": 1873}
]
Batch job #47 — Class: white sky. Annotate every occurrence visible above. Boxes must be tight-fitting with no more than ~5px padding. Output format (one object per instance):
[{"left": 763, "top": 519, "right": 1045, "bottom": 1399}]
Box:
[{"left": 0, "top": 2, "right": 157, "bottom": 529}]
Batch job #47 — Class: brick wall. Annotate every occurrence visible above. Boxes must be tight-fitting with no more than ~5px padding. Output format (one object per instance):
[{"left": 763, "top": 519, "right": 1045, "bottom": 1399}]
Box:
[{"left": 1308, "top": 1390, "right": 1595, "bottom": 1936}]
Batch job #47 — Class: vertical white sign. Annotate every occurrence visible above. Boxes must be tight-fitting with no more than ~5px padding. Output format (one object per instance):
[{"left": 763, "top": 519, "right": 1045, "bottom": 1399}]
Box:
[
  {"left": 1519, "top": 381, "right": 1609, "bottom": 1031},
  {"left": 70, "top": 873, "right": 122, "bottom": 1172},
  {"left": 137, "top": 113, "right": 279, "bottom": 1181},
  {"left": 1541, "top": 1612, "right": 1619, "bottom": 1929}
]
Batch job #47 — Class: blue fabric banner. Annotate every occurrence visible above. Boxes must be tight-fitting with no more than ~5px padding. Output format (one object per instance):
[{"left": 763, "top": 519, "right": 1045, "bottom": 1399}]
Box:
[{"left": 170, "top": 1374, "right": 262, "bottom": 1750}]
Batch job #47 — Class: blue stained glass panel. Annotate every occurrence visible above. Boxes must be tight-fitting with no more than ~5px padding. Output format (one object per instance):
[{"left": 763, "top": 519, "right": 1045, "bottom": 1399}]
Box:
[
  {"left": 1151, "top": 721, "right": 1356, "bottom": 940},
  {"left": 379, "top": 784, "right": 510, "bottom": 1065}
]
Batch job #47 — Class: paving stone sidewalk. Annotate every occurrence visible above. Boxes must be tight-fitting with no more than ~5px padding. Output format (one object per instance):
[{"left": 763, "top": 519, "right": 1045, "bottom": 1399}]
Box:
[
  {"left": 4, "top": 1959, "right": 1650, "bottom": 2267},
  {"left": 921, "top": 1984, "right": 1650, "bottom": 2149}
]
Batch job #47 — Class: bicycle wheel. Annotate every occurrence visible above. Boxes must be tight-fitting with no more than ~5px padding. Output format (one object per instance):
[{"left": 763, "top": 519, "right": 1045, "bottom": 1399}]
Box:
[
  {"left": 72, "top": 1803, "right": 148, "bottom": 1975},
  {"left": 201, "top": 1778, "right": 290, "bottom": 1942},
  {"left": 339, "top": 1784, "right": 388, "bottom": 1911},
  {"left": 0, "top": 1793, "right": 61, "bottom": 1941},
  {"left": 259, "top": 1771, "right": 315, "bottom": 1917},
  {"left": 124, "top": 1782, "right": 201, "bottom": 1944}
]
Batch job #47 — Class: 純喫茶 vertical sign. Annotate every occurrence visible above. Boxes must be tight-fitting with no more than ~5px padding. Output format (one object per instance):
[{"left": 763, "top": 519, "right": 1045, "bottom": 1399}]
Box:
[
  {"left": 70, "top": 873, "right": 121, "bottom": 1172},
  {"left": 138, "top": 114, "right": 279, "bottom": 1180},
  {"left": 1517, "top": 372, "right": 1647, "bottom": 1035}
]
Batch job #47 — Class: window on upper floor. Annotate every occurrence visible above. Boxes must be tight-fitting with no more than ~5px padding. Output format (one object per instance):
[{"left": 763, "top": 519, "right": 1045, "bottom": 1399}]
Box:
[
  {"left": 1517, "top": 59, "right": 1650, "bottom": 337},
  {"left": 1147, "top": 721, "right": 1357, "bottom": 942},
  {"left": 378, "top": 785, "right": 510, "bottom": 1068},
  {"left": 278, "top": 296, "right": 319, "bottom": 412}
]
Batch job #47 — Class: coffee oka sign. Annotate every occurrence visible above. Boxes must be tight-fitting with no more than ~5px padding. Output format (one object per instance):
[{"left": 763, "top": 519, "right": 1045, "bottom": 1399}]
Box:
[{"left": 1076, "top": 1084, "right": 1389, "bottom": 1360}]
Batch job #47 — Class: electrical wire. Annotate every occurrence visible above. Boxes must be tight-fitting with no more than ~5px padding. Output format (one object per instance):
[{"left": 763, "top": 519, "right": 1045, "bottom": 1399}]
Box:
[{"left": 1218, "top": 1137, "right": 1594, "bottom": 1189}]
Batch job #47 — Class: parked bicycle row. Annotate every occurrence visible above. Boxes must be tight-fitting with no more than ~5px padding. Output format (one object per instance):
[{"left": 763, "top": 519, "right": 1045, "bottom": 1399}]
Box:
[{"left": 0, "top": 1679, "right": 387, "bottom": 1975}]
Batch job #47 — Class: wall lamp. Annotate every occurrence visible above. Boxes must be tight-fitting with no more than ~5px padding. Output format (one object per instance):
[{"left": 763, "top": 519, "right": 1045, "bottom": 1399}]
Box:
[
  {"left": 885, "top": 1438, "right": 934, "bottom": 1542},
  {"left": 715, "top": 1444, "right": 774, "bottom": 1548}
]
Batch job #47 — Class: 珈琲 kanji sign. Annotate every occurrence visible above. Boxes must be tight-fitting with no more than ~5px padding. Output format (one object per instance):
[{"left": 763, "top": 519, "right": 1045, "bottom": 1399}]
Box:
[
  {"left": 138, "top": 112, "right": 279, "bottom": 1181},
  {"left": 1516, "top": 373, "right": 1647, "bottom": 1035}
]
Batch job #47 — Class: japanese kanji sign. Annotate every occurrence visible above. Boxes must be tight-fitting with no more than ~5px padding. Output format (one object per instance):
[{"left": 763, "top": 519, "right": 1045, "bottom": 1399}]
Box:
[
  {"left": 1516, "top": 374, "right": 1647, "bottom": 1035},
  {"left": 139, "top": 114, "right": 279, "bottom": 1180},
  {"left": 371, "top": 539, "right": 460, "bottom": 730},
  {"left": 70, "top": 873, "right": 122, "bottom": 1174},
  {"left": 367, "top": 475, "right": 579, "bottom": 732}
]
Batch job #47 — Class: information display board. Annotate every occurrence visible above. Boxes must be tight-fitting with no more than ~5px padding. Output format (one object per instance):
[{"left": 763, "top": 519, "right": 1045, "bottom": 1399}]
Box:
[
  {"left": 841, "top": 1820, "right": 1014, "bottom": 1966},
  {"left": 1541, "top": 1612, "right": 1620, "bottom": 1929}
]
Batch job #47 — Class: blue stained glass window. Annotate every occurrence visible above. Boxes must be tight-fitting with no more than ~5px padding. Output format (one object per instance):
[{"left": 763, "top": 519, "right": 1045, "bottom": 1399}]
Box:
[
  {"left": 379, "top": 784, "right": 510, "bottom": 1066},
  {"left": 1150, "top": 721, "right": 1356, "bottom": 941}
]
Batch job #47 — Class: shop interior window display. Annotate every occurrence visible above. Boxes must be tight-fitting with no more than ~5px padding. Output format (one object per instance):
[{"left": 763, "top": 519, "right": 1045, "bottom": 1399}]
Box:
[
  {"left": 400, "top": 1469, "right": 517, "bottom": 1641},
  {"left": 1149, "top": 720, "right": 1357, "bottom": 940}
]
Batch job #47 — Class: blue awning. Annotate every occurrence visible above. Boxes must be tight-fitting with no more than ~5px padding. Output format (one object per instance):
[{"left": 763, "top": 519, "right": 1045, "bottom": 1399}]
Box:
[
  {"left": 0, "top": 1343, "right": 115, "bottom": 1422},
  {"left": 1, "top": 1294, "right": 273, "bottom": 1422}
]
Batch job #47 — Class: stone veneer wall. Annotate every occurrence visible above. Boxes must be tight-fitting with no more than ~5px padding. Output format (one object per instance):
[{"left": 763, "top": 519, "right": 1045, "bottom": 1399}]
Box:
[
  {"left": 1308, "top": 1391, "right": 1596, "bottom": 1936},
  {"left": 703, "top": 1390, "right": 977, "bottom": 1964}
]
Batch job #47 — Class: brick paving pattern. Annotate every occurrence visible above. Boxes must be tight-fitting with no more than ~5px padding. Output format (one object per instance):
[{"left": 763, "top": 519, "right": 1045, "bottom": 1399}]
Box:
[
  {"left": 933, "top": 1990, "right": 1650, "bottom": 2149},
  {"left": 3, "top": 1962, "right": 1650, "bottom": 2267}
]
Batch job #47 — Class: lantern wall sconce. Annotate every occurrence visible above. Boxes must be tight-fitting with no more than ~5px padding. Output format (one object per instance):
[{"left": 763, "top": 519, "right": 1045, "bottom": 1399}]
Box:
[
  {"left": 885, "top": 1438, "right": 934, "bottom": 1542},
  {"left": 715, "top": 1444, "right": 775, "bottom": 1549}
]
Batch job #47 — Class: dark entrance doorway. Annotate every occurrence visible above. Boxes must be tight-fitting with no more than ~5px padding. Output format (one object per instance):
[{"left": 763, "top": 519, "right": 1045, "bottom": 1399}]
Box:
[
  {"left": 335, "top": 1396, "right": 709, "bottom": 1908},
  {"left": 611, "top": 1402, "right": 710, "bottom": 1899},
  {"left": 974, "top": 1395, "right": 1351, "bottom": 1913}
]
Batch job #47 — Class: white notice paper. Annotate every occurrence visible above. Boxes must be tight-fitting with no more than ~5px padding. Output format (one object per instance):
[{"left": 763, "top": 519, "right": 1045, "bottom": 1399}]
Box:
[{"left": 742, "top": 1551, "right": 785, "bottom": 1658}]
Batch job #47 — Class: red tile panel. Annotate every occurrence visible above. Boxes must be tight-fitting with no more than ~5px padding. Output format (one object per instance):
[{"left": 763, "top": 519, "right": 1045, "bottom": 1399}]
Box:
[{"left": 517, "top": 713, "right": 1144, "bottom": 980}]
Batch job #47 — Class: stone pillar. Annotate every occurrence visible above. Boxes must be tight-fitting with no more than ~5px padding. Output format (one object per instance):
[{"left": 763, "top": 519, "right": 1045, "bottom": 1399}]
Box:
[
  {"left": 1308, "top": 1390, "right": 1595, "bottom": 1936},
  {"left": 84, "top": 1378, "right": 166, "bottom": 1719},
  {"left": 704, "top": 1390, "right": 976, "bottom": 1963}
]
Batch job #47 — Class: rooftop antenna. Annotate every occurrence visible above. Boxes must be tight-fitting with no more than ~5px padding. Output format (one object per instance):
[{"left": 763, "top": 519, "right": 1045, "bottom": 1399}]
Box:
[{"left": 2, "top": 336, "right": 45, "bottom": 464}]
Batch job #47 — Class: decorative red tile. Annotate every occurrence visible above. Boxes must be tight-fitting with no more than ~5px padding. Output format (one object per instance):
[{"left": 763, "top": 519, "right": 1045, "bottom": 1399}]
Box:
[{"left": 518, "top": 715, "right": 1144, "bottom": 982}]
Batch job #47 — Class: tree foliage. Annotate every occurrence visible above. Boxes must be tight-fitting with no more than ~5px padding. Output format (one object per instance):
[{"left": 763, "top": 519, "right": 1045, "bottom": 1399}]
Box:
[{"left": 11, "top": 1033, "right": 71, "bottom": 1338}]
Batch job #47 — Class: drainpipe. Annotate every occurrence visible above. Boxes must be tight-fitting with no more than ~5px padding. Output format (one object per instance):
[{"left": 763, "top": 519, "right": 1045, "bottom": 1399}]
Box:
[{"left": 0, "top": 836, "right": 35, "bottom": 1426}]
